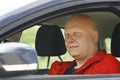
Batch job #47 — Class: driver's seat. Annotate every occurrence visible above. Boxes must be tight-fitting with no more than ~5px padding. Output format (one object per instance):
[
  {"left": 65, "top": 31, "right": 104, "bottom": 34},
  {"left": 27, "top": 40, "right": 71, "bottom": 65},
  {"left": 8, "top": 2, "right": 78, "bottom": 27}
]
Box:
[{"left": 35, "top": 24, "right": 66, "bottom": 74}]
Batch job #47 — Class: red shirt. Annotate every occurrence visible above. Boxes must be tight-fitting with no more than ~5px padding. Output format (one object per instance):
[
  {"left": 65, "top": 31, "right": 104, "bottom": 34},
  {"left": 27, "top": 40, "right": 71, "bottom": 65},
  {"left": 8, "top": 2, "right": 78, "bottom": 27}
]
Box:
[{"left": 48, "top": 50, "right": 120, "bottom": 74}]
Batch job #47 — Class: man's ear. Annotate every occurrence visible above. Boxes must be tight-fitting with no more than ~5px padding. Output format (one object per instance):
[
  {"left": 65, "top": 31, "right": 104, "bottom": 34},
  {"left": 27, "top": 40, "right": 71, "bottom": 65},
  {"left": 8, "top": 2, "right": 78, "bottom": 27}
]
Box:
[{"left": 93, "top": 30, "right": 98, "bottom": 43}]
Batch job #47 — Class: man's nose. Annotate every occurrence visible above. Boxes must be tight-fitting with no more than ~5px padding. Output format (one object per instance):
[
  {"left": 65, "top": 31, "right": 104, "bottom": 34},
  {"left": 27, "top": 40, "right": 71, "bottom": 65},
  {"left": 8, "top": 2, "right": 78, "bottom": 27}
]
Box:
[{"left": 66, "top": 36, "right": 75, "bottom": 43}]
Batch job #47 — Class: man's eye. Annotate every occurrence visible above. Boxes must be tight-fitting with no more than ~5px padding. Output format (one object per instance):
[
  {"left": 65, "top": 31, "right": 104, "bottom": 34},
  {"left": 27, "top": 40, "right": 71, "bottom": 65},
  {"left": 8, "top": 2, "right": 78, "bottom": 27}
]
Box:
[
  {"left": 74, "top": 32, "right": 81, "bottom": 37},
  {"left": 65, "top": 34, "right": 69, "bottom": 39}
]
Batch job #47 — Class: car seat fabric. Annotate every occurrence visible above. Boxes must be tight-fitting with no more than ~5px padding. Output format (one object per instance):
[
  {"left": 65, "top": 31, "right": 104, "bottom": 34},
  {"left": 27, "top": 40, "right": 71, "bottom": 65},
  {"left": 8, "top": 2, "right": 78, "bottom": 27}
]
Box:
[
  {"left": 35, "top": 24, "right": 66, "bottom": 56},
  {"left": 35, "top": 24, "right": 66, "bottom": 74},
  {"left": 111, "top": 23, "right": 120, "bottom": 57}
]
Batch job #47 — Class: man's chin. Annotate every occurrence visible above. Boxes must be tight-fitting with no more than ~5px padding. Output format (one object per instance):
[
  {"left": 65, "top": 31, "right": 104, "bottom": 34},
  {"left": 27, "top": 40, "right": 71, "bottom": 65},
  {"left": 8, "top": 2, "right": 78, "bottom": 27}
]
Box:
[
  {"left": 68, "top": 51, "right": 82, "bottom": 59},
  {"left": 70, "top": 53, "right": 80, "bottom": 58}
]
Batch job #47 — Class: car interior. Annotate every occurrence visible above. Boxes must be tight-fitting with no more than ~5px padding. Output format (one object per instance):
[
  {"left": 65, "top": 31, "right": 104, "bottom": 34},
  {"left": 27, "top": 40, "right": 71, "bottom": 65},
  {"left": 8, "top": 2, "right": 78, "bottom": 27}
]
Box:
[
  {"left": 2, "top": 11, "right": 120, "bottom": 75},
  {"left": 35, "top": 24, "right": 66, "bottom": 74}
]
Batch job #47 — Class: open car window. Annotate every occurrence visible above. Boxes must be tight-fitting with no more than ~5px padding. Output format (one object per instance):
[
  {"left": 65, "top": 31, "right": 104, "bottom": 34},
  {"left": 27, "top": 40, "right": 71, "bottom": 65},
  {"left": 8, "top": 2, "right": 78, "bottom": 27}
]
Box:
[
  {"left": 0, "top": 0, "right": 120, "bottom": 80},
  {"left": 4, "top": 11, "right": 120, "bottom": 71}
]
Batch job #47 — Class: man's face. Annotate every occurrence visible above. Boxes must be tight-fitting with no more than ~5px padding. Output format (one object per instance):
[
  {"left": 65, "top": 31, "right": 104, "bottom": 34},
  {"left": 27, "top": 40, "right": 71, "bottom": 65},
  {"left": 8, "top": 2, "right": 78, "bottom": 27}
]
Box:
[{"left": 65, "top": 16, "right": 98, "bottom": 60}]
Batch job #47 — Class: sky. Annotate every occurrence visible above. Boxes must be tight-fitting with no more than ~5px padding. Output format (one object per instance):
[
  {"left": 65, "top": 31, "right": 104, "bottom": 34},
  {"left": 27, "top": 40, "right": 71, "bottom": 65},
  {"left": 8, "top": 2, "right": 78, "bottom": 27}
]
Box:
[{"left": 0, "top": 0, "right": 38, "bottom": 16}]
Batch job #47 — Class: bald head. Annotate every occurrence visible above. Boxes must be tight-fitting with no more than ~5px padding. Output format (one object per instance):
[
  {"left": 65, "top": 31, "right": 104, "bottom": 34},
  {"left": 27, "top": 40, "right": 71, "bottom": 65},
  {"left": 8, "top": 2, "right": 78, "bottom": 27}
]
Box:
[
  {"left": 65, "top": 14, "right": 98, "bottom": 31},
  {"left": 64, "top": 14, "right": 99, "bottom": 61}
]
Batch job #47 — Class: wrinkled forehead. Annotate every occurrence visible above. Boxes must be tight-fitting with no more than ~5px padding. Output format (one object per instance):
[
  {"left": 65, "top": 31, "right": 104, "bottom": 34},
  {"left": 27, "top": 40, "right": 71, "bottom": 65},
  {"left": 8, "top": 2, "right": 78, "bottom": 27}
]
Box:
[{"left": 65, "top": 15, "right": 97, "bottom": 30}]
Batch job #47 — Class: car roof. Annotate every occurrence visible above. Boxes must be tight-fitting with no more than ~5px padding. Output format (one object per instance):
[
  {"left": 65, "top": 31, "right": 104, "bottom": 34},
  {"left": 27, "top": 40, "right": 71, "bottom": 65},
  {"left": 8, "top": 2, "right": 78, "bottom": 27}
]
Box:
[{"left": 1, "top": 0, "right": 120, "bottom": 27}]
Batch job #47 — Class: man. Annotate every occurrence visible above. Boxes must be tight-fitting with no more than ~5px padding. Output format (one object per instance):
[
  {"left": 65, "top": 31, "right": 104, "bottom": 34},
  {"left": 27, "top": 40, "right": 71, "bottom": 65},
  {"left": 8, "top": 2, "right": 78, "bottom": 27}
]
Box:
[{"left": 48, "top": 14, "right": 120, "bottom": 74}]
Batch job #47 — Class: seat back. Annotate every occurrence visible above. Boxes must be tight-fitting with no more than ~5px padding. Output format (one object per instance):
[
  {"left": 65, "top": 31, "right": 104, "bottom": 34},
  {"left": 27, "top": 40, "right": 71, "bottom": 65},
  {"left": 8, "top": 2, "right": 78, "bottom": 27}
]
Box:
[
  {"left": 35, "top": 24, "right": 66, "bottom": 74},
  {"left": 111, "top": 23, "right": 120, "bottom": 57}
]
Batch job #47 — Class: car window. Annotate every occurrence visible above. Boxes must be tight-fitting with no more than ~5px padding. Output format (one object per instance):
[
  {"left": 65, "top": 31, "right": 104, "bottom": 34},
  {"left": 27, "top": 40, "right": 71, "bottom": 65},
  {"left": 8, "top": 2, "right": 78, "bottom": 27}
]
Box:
[
  {"left": 20, "top": 25, "right": 73, "bottom": 69},
  {"left": 4, "top": 11, "right": 120, "bottom": 70},
  {"left": 20, "top": 25, "right": 39, "bottom": 48},
  {"left": 104, "top": 38, "right": 120, "bottom": 61},
  {"left": 104, "top": 38, "right": 111, "bottom": 53}
]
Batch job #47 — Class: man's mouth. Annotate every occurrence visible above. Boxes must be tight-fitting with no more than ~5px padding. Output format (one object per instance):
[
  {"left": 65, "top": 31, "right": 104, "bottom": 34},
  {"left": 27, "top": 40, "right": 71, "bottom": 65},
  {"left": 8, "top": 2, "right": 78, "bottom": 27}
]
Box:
[{"left": 69, "top": 46, "right": 78, "bottom": 49}]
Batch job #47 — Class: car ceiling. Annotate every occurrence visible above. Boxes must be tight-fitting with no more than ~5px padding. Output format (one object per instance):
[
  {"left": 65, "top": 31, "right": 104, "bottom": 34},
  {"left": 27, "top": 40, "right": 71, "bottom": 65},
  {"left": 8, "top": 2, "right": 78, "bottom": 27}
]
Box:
[{"left": 45, "top": 11, "right": 120, "bottom": 38}]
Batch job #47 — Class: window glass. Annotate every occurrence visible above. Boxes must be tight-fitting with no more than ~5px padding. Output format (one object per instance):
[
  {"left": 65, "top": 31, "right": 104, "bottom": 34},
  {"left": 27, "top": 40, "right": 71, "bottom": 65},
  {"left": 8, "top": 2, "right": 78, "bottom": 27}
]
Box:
[
  {"left": 20, "top": 25, "right": 40, "bottom": 48},
  {"left": 104, "top": 38, "right": 120, "bottom": 61},
  {"left": 20, "top": 26, "right": 73, "bottom": 69},
  {"left": 104, "top": 38, "right": 111, "bottom": 53}
]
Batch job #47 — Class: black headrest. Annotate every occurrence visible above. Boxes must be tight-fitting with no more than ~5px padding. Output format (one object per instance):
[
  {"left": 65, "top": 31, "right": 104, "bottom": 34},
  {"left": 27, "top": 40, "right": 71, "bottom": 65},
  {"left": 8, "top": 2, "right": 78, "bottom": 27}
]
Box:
[
  {"left": 35, "top": 25, "right": 66, "bottom": 56},
  {"left": 111, "top": 23, "right": 120, "bottom": 57}
]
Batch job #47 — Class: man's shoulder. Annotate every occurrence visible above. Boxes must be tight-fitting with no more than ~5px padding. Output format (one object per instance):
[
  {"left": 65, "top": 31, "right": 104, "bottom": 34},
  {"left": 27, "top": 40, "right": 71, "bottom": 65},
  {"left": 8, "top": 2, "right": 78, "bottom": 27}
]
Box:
[
  {"left": 95, "top": 50, "right": 120, "bottom": 67},
  {"left": 99, "top": 53, "right": 120, "bottom": 67},
  {"left": 104, "top": 53, "right": 119, "bottom": 62},
  {"left": 98, "top": 50, "right": 119, "bottom": 63},
  {"left": 91, "top": 52, "right": 120, "bottom": 73}
]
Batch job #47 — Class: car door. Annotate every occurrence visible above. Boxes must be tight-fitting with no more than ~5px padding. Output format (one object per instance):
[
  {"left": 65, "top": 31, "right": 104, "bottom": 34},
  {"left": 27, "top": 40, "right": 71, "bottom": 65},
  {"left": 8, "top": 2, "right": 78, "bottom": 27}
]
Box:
[{"left": 0, "top": 0, "right": 120, "bottom": 80}]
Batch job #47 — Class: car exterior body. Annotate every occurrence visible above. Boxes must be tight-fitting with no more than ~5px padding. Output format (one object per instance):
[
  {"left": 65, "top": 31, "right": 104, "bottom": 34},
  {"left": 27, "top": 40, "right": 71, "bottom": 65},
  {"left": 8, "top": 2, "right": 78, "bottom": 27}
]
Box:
[{"left": 0, "top": 0, "right": 120, "bottom": 80}]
